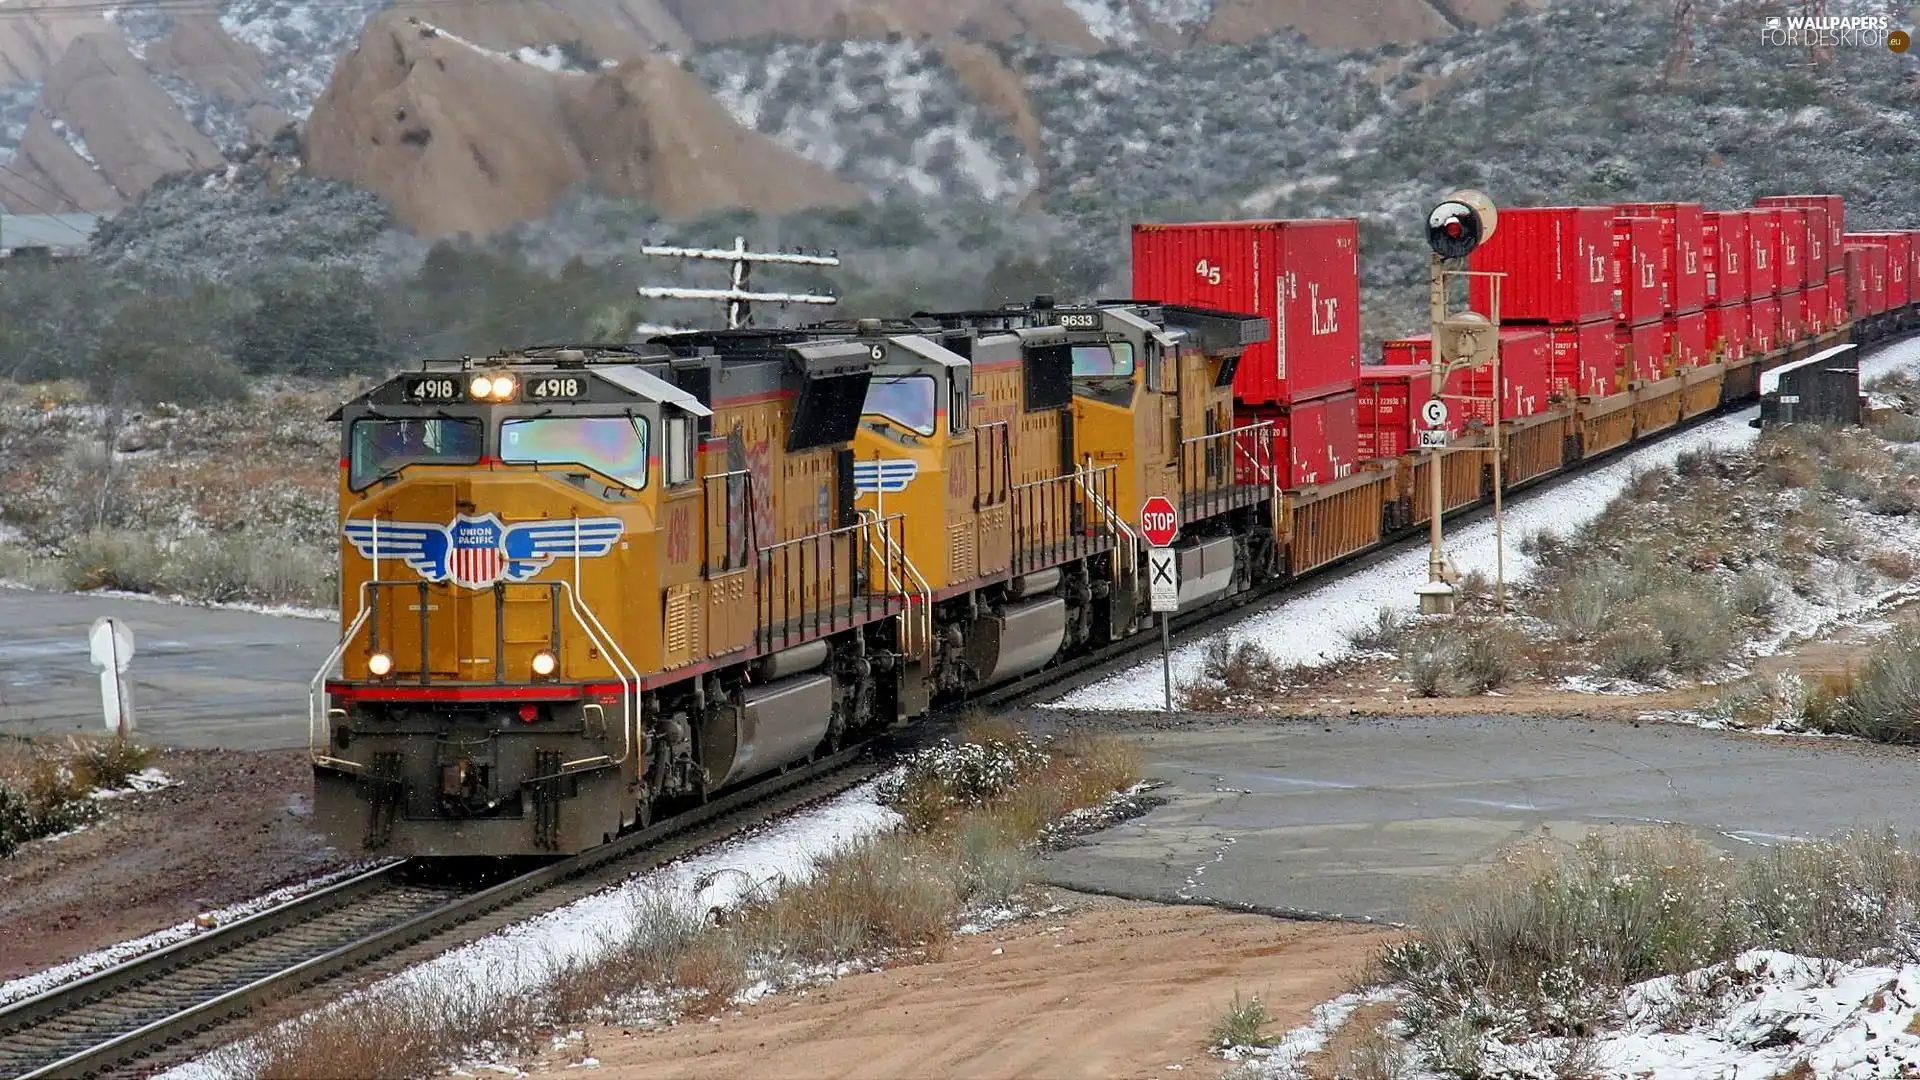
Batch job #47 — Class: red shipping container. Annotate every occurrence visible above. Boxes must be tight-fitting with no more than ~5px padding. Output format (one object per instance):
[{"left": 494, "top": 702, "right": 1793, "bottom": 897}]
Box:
[
  {"left": 1801, "top": 207, "right": 1829, "bottom": 286},
  {"left": 1322, "top": 390, "right": 1357, "bottom": 482},
  {"left": 1757, "top": 207, "right": 1807, "bottom": 295},
  {"left": 1826, "top": 270, "right": 1847, "bottom": 327},
  {"left": 1132, "top": 219, "right": 1360, "bottom": 407},
  {"left": 1668, "top": 309, "right": 1709, "bottom": 368},
  {"left": 1357, "top": 365, "right": 1418, "bottom": 458},
  {"left": 1491, "top": 328, "right": 1552, "bottom": 418},
  {"left": 1619, "top": 319, "right": 1667, "bottom": 383},
  {"left": 1468, "top": 206, "right": 1614, "bottom": 324},
  {"left": 1287, "top": 396, "right": 1332, "bottom": 488},
  {"left": 1756, "top": 195, "right": 1844, "bottom": 271},
  {"left": 1801, "top": 284, "right": 1827, "bottom": 336},
  {"left": 1612, "top": 216, "right": 1663, "bottom": 326},
  {"left": 1376, "top": 344, "right": 1471, "bottom": 432},
  {"left": 1536, "top": 319, "right": 1617, "bottom": 399},
  {"left": 1618, "top": 201, "right": 1706, "bottom": 313},
  {"left": 1843, "top": 246, "right": 1872, "bottom": 319},
  {"left": 1778, "top": 289, "right": 1804, "bottom": 344},
  {"left": 1909, "top": 230, "right": 1920, "bottom": 305},
  {"left": 1749, "top": 210, "right": 1780, "bottom": 297},
  {"left": 1849, "top": 232, "right": 1912, "bottom": 309},
  {"left": 1854, "top": 242, "right": 1889, "bottom": 315},
  {"left": 1707, "top": 302, "right": 1749, "bottom": 363},
  {"left": 1750, "top": 296, "right": 1778, "bottom": 354},
  {"left": 1703, "top": 210, "right": 1750, "bottom": 304}
]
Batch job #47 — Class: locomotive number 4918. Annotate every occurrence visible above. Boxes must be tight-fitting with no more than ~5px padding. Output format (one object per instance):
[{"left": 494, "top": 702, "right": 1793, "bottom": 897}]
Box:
[{"left": 526, "top": 376, "right": 586, "bottom": 401}]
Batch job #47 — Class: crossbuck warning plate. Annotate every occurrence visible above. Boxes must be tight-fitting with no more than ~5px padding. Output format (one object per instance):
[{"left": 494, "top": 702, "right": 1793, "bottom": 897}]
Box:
[{"left": 1148, "top": 547, "right": 1178, "bottom": 612}]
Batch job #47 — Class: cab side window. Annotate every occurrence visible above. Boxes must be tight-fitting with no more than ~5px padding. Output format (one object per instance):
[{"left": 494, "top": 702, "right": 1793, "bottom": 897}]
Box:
[{"left": 665, "top": 415, "right": 695, "bottom": 486}]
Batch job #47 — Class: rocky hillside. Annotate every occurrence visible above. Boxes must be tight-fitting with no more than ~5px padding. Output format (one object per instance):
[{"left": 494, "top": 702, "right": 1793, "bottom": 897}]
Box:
[{"left": 0, "top": 0, "right": 1539, "bottom": 219}]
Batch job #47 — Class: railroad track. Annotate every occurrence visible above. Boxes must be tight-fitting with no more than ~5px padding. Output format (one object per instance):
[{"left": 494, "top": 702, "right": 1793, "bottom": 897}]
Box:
[
  {"left": 0, "top": 744, "right": 888, "bottom": 1080},
  {"left": 4, "top": 336, "right": 1896, "bottom": 1080}
]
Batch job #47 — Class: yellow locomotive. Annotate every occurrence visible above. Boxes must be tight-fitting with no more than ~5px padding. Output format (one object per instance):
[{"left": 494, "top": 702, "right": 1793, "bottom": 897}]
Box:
[{"left": 311, "top": 299, "right": 1273, "bottom": 857}]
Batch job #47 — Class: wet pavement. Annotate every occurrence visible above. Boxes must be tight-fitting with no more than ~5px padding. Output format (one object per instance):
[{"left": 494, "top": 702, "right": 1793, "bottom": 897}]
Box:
[
  {"left": 1038, "top": 714, "right": 1920, "bottom": 925},
  {"left": 0, "top": 589, "right": 338, "bottom": 749}
]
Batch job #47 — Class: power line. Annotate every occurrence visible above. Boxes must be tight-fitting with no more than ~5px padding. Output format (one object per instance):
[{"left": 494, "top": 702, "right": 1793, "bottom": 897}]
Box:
[
  {"left": 0, "top": 165, "right": 97, "bottom": 243},
  {"left": 0, "top": 160, "right": 89, "bottom": 223}
]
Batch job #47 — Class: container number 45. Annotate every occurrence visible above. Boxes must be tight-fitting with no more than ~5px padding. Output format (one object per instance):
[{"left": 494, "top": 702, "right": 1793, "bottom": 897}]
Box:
[{"left": 1194, "top": 259, "right": 1222, "bottom": 286}]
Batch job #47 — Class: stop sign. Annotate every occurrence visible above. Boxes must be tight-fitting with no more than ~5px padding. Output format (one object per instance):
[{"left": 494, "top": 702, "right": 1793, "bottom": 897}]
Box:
[{"left": 1139, "top": 496, "right": 1179, "bottom": 548}]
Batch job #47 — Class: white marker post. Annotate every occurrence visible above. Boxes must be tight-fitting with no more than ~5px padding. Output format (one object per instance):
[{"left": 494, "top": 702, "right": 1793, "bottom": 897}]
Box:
[
  {"left": 88, "top": 616, "right": 136, "bottom": 736},
  {"left": 1140, "top": 496, "right": 1180, "bottom": 711}
]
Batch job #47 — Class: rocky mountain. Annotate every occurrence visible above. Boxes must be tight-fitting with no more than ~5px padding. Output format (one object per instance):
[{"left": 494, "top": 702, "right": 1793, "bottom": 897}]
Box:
[{"left": 0, "top": 0, "right": 1542, "bottom": 222}]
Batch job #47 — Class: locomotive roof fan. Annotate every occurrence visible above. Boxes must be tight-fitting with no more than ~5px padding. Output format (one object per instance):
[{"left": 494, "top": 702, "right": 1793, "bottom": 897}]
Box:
[{"left": 1427, "top": 190, "right": 1498, "bottom": 260}]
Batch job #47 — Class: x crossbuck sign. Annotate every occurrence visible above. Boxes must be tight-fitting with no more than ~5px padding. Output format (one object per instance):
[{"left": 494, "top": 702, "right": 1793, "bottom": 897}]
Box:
[{"left": 1148, "top": 548, "right": 1178, "bottom": 613}]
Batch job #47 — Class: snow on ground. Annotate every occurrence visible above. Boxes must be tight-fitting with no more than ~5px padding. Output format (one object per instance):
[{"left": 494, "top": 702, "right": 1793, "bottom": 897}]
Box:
[
  {"left": 154, "top": 776, "right": 903, "bottom": 1080},
  {"left": 1058, "top": 340, "right": 1920, "bottom": 712},
  {"left": 0, "top": 584, "right": 340, "bottom": 623},
  {"left": 1054, "top": 411, "right": 1767, "bottom": 709},
  {"left": 0, "top": 862, "right": 391, "bottom": 1008},
  {"left": 1236, "top": 950, "right": 1920, "bottom": 1079}
]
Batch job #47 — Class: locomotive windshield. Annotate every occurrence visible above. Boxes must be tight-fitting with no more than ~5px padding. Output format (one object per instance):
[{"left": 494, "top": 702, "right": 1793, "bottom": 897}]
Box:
[
  {"left": 501, "top": 416, "right": 651, "bottom": 489},
  {"left": 1070, "top": 342, "right": 1135, "bottom": 378},
  {"left": 348, "top": 417, "right": 484, "bottom": 489},
  {"left": 862, "top": 375, "right": 937, "bottom": 436}
]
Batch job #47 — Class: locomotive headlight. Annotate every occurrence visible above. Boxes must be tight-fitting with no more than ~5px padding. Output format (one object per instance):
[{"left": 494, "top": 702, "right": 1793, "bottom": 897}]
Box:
[
  {"left": 489, "top": 375, "right": 516, "bottom": 400},
  {"left": 469, "top": 375, "right": 492, "bottom": 399},
  {"left": 531, "top": 650, "right": 557, "bottom": 678},
  {"left": 367, "top": 651, "right": 394, "bottom": 677}
]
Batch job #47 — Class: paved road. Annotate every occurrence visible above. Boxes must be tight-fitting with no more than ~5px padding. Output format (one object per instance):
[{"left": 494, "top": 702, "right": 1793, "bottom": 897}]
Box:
[
  {"left": 0, "top": 589, "right": 338, "bottom": 750},
  {"left": 1035, "top": 714, "right": 1920, "bottom": 925}
]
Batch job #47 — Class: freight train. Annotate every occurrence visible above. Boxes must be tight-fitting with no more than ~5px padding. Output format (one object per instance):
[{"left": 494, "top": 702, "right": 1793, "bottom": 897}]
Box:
[{"left": 311, "top": 192, "right": 1918, "bottom": 859}]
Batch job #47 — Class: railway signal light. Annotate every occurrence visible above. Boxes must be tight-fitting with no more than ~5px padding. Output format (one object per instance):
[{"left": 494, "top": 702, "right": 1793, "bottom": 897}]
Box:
[{"left": 1427, "top": 189, "right": 1498, "bottom": 260}]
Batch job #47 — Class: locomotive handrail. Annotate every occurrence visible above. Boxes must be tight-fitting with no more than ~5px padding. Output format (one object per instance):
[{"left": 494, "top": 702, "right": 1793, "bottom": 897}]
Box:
[
  {"left": 569, "top": 515, "right": 638, "bottom": 768},
  {"left": 309, "top": 580, "right": 374, "bottom": 769},
  {"left": 857, "top": 509, "right": 932, "bottom": 659},
  {"left": 1074, "top": 459, "right": 1135, "bottom": 589},
  {"left": 554, "top": 579, "right": 635, "bottom": 770}
]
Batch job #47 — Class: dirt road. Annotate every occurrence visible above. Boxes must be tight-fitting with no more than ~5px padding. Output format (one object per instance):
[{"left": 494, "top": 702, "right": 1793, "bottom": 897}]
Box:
[{"left": 521, "top": 897, "right": 1396, "bottom": 1080}]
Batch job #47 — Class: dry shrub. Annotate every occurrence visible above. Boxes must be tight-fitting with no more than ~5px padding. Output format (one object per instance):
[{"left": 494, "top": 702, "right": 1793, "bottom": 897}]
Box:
[
  {"left": 67, "top": 733, "right": 154, "bottom": 791},
  {"left": 1210, "top": 990, "right": 1274, "bottom": 1050},
  {"left": 739, "top": 831, "right": 961, "bottom": 963},
  {"left": 1383, "top": 826, "right": 1920, "bottom": 1074},
  {"left": 1401, "top": 618, "right": 1530, "bottom": 697},
  {"left": 1178, "top": 637, "right": 1302, "bottom": 710},
  {"left": 1335, "top": 1021, "right": 1413, "bottom": 1080},
  {"left": 226, "top": 972, "right": 543, "bottom": 1080},
  {"left": 1816, "top": 624, "right": 1920, "bottom": 743},
  {"left": 63, "top": 530, "right": 167, "bottom": 593}
]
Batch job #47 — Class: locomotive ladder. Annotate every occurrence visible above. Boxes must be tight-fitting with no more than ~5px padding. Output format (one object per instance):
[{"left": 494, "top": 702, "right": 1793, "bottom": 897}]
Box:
[
  {"left": 858, "top": 509, "right": 933, "bottom": 661},
  {"left": 1074, "top": 459, "right": 1137, "bottom": 592}
]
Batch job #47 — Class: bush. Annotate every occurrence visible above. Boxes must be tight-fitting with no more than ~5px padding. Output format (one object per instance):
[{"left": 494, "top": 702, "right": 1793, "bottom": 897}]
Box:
[
  {"left": 69, "top": 734, "right": 155, "bottom": 791},
  {"left": 63, "top": 531, "right": 168, "bottom": 593},
  {"left": 1210, "top": 991, "right": 1274, "bottom": 1050},
  {"left": 1177, "top": 637, "right": 1300, "bottom": 710},
  {"left": 1818, "top": 624, "right": 1920, "bottom": 743},
  {"left": 1402, "top": 619, "right": 1530, "bottom": 697}
]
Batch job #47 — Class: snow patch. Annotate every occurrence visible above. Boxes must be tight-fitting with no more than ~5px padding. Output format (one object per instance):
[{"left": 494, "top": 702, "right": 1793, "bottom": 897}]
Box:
[
  {"left": 1222, "top": 987, "right": 1400, "bottom": 1074},
  {"left": 48, "top": 117, "right": 96, "bottom": 167}
]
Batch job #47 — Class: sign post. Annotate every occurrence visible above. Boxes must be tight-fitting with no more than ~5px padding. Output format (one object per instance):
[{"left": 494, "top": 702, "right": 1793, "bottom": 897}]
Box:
[
  {"left": 1141, "top": 497, "right": 1180, "bottom": 711},
  {"left": 88, "top": 616, "right": 136, "bottom": 736}
]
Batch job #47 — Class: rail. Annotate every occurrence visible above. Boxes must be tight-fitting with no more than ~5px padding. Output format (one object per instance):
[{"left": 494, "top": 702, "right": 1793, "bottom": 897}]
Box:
[
  {"left": 1181, "top": 420, "right": 1278, "bottom": 520},
  {"left": 755, "top": 513, "right": 909, "bottom": 653}
]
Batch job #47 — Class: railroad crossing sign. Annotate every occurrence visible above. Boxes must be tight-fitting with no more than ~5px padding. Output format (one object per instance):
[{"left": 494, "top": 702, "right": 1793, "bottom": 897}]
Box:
[
  {"left": 1140, "top": 496, "right": 1179, "bottom": 548},
  {"left": 88, "top": 616, "right": 135, "bottom": 734},
  {"left": 1148, "top": 548, "right": 1178, "bottom": 613},
  {"left": 1421, "top": 396, "right": 1450, "bottom": 429}
]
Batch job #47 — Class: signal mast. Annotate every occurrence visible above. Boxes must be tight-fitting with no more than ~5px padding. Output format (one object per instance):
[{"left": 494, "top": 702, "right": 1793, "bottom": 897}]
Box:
[{"left": 635, "top": 236, "right": 841, "bottom": 333}]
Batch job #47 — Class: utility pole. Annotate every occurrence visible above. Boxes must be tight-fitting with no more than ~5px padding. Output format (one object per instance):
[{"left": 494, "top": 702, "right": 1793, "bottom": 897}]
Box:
[
  {"left": 1663, "top": 0, "right": 1696, "bottom": 86},
  {"left": 1807, "top": 0, "right": 1834, "bottom": 65},
  {"left": 637, "top": 236, "right": 841, "bottom": 331},
  {"left": 1418, "top": 191, "right": 1503, "bottom": 616}
]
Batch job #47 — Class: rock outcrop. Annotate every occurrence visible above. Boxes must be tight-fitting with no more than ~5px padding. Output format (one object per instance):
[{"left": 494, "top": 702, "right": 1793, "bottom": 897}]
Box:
[
  {"left": 0, "top": 33, "right": 226, "bottom": 213},
  {"left": 302, "top": 14, "right": 863, "bottom": 237}
]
